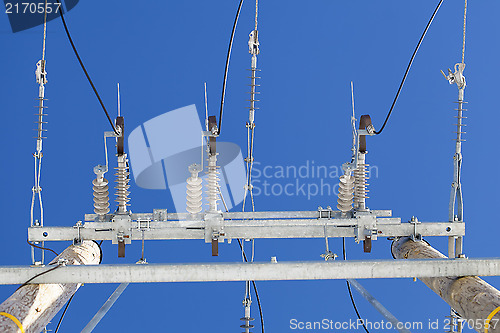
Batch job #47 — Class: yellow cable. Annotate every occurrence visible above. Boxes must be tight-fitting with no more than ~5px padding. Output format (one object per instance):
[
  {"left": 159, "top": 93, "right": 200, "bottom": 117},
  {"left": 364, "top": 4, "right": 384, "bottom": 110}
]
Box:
[
  {"left": 485, "top": 306, "right": 500, "bottom": 333},
  {"left": 0, "top": 312, "right": 25, "bottom": 333}
]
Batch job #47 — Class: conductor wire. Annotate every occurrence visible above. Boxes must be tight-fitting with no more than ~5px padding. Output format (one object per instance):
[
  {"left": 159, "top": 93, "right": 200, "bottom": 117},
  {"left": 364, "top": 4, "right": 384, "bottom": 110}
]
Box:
[
  {"left": 374, "top": 0, "right": 444, "bottom": 135},
  {"left": 218, "top": 0, "right": 244, "bottom": 135},
  {"left": 55, "top": 0, "right": 119, "bottom": 135}
]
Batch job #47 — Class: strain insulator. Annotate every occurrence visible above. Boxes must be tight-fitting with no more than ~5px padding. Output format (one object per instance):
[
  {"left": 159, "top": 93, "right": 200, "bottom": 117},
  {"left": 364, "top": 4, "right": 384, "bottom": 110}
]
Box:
[
  {"left": 115, "top": 154, "right": 131, "bottom": 213},
  {"left": 354, "top": 153, "right": 369, "bottom": 210},
  {"left": 186, "top": 164, "right": 203, "bottom": 214},
  {"left": 337, "top": 173, "right": 354, "bottom": 214},
  {"left": 206, "top": 154, "right": 220, "bottom": 212},
  {"left": 240, "top": 298, "right": 255, "bottom": 333}
]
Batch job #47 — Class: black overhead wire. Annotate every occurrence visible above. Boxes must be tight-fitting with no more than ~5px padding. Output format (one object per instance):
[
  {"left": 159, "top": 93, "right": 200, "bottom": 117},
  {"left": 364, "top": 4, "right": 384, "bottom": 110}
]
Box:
[
  {"left": 55, "top": 0, "right": 119, "bottom": 135},
  {"left": 237, "top": 238, "right": 265, "bottom": 333},
  {"left": 343, "top": 238, "right": 370, "bottom": 333},
  {"left": 17, "top": 264, "right": 62, "bottom": 290},
  {"left": 218, "top": 0, "right": 245, "bottom": 135},
  {"left": 27, "top": 239, "right": 59, "bottom": 257},
  {"left": 374, "top": 0, "right": 444, "bottom": 135},
  {"left": 54, "top": 293, "right": 75, "bottom": 333}
]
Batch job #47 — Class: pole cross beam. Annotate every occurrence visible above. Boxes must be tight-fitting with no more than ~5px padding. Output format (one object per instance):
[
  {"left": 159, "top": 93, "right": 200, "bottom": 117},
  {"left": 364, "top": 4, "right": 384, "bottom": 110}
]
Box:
[{"left": 0, "top": 258, "right": 497, "bottom": 285}]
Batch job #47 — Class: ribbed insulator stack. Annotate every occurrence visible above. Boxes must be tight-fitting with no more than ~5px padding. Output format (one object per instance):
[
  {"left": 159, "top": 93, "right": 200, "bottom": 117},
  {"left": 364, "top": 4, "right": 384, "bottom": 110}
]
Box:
[
  {"left": 186, "top": 164, "right": 203, "bottom": 214},
  {"left": 115, "top": 154, "right": 131, "bottom": 213},
  {"left": 93, "top": 177, "right": 110, "bottom": 215},
  {"left": 240, "top": 299, "right": 254, "bottom": 333},
  {"left": 337, "top": 173, "right": 354, "bottom": 214},
  {"left": 93, "top": 165, "right": 110, "bottom": 216},
  {"left": 354, "top": 153, "right": 369, "bottom": 210},
  {"left": 206, "top": 154, "right": 220, "bottom": 212}
]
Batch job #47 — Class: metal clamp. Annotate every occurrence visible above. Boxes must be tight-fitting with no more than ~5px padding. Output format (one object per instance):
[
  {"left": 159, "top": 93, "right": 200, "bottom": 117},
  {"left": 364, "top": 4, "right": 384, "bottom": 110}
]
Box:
[
  {"left": 73, "top": 221, "right": 83, "bottom": 244},
  {"left": 317, "top": 206, "right": 334, "bottom": 219},
  {"left": 137, "top": 219, "right": 150, "bottom": 231},
  {"left": 248, "top": 30, "right": 260, "bottom": 55},
  {"left": 441, "top": 63, "right": 466, "bottom": 89},
  {"left": 410, "top": 216, "right": 422, "bottom": 241},
  {"left": 354, "top": 215, "right": 377, "bottom": 252},
  {"left": 153, "top": 209, "right": 168, "bottom": 222},
  {"left": 35, "top": 60, "right": 47, "bottom": 85}
]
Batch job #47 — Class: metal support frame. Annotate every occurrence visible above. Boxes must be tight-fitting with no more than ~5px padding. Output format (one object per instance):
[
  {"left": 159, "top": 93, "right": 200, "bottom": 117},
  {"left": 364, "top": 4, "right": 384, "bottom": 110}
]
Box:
[
  {"left": 81, "top": 283, "right": 129, "bottom": 333},
  {"left": 0, "top": 258, "right": 499, "bottom": 285},
  {"left": 347, "top": 279, "right": 411, "bottom": 333},
  {"left": 28, "top": 210, "right": 464, "bottom": 243}
]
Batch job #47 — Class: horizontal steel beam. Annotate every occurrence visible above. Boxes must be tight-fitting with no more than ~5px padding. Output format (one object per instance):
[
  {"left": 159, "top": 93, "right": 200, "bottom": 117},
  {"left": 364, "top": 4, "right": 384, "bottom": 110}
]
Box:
[
  {"left": 84, "top": 210, "right": 394, "bottom": 222},
  {"left": 0, "top": 258, "right": 497, "bottom": 285},
  {"left": 28, "top": 221, "right": 464, "bottom": 242}
]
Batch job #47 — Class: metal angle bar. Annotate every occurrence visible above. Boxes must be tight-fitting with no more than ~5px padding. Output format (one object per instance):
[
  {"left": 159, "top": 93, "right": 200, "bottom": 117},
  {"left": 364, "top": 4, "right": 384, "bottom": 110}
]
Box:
[
  {"left": 84, "top": 210, "right": 393, "bottom": 222},
  {"left": 28, "top": 222, "right": 464, "bottom": 242},
  {"left": 0, "top": 258, "right": 498, "bottom": 285},
  {"left": 347, "top": 279, "right": 411, "bottom": 333},
  {"left": 80, "top": 283, "right": 129, "bottom": 333}
]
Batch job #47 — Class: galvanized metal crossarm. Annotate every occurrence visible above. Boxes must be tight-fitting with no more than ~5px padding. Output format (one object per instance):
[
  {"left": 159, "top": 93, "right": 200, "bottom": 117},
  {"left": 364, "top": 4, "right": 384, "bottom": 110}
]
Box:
[{"left": 0, "top": 258, "right": 497, "bottom": 285}]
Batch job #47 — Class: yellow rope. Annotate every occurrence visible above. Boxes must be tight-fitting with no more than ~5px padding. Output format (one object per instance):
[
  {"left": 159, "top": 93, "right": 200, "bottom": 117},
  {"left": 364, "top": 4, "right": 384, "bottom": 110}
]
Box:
[
  {"left": 0, "top": 312, "right": 25, "bottom": 333},
  {"left": 485, "top": 306, "right": 500, "bottom": 333}
]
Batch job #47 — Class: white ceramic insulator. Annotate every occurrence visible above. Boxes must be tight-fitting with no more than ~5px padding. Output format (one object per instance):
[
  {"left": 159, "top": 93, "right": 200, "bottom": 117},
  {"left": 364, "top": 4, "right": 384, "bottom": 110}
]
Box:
[
  {"left": 206, "top": 154, "right": 220, "bottom": 212},
  {"left": 93, "top": 176, "right": 110, "bottom": 215},
  {"left": 354, "top": 153, "right": 369, "bottom": 209},
  {"left": 337, "top": 173, "right": 354, "bottom": 213},
  {"left": 115, "top": 154, "right": 131, "bottom": 213},
  {"left": 186, "top": 170, "right": 203, "bottom": 214},
  {"left": 240, "top": 300, "right": 254, "bottom": 333}
]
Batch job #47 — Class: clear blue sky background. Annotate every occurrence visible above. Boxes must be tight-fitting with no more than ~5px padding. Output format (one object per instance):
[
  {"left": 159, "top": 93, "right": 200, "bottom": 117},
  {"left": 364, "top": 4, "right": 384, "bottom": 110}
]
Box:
[{"left": 1, "top": 1, "right": 499, "bottom": 332}]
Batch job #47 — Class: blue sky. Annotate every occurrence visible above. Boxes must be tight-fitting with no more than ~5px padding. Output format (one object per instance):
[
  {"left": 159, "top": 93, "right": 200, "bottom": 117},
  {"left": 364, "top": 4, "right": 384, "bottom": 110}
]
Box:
[{"left": 1, "top": 1, "right": 499, "bottom": 332}]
